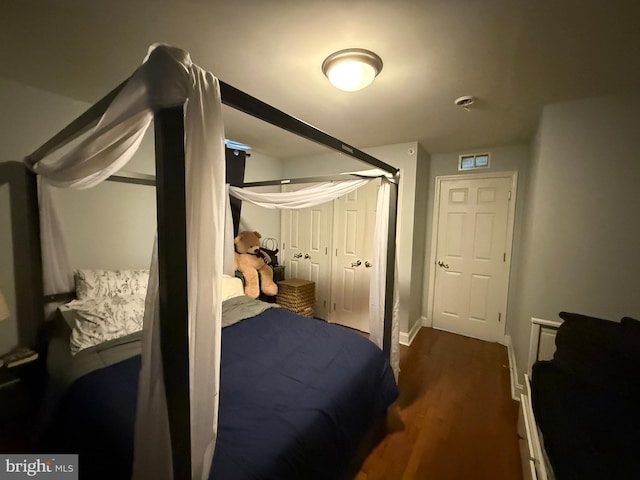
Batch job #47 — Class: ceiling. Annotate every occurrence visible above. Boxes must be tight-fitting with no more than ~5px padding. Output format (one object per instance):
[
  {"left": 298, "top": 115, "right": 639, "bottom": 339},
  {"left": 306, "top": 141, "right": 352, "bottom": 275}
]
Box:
[{"left": 2, "top": 0, "right": 640, "bottom": 159}]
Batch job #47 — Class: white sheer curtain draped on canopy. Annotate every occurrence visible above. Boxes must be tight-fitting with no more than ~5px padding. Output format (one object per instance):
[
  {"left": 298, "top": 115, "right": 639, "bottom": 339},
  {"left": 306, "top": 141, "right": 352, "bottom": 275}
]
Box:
[
  {"left": 228, "top": 179, "right": 368, "bottom": 209},
  {"left": 27, "top": 44, "right": 225, "bottom": 480}
]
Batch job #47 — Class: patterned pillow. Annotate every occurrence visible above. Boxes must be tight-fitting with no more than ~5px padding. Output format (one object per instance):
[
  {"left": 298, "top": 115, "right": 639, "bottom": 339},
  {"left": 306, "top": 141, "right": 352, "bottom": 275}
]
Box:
[
  {"left": 75, "top": 269, "right": 149, "bottom": 299},
  {"left": 65, "top": 295, "right": 146, "bottom": 355}
]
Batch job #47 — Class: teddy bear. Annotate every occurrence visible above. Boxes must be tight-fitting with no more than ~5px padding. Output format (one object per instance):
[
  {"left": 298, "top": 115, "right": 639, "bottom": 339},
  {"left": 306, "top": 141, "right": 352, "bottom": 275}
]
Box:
[{"left": 234, "top": 230, "right": 278, "bottom": 298}]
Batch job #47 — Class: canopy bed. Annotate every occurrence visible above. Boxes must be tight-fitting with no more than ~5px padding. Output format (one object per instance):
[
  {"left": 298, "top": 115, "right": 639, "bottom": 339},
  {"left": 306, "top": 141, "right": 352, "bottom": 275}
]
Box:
[{"left": 21, "top": 45, "right": 400, "bottom": 479}]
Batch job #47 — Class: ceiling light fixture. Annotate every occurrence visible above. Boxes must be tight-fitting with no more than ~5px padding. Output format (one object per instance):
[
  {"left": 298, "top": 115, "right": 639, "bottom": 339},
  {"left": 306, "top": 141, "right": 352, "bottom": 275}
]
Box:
[{"left": 322, "top": 48, "right": 383, "bottom": 92}]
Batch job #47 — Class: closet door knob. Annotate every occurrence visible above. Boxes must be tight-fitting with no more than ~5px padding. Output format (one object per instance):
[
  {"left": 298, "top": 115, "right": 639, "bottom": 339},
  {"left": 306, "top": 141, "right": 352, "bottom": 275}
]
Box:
[
  {"left": 437, "top": 260, "right": 449, "bottom": 269},
  {"left": 365, "top": 261, "right": 372, "bottom": 268},
  {"left": 293, "top": 253, "right": 303, "bottom": 259},
  {"left": 351, "top": 260, "right": 362, "bottom": 267},
  {"left": 304, "top": 253, "right": 311, "bottom": 259}
]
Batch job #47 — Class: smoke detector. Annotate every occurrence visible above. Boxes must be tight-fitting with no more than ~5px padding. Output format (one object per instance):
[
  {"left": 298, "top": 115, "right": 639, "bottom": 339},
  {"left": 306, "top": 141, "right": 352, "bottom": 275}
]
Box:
[{"left": 454, "top": 95, "right": 476, "bottom": 110}]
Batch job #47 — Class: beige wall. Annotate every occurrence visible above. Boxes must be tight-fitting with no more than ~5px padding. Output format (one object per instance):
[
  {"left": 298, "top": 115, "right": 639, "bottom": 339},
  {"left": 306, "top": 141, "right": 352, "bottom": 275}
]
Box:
[
  {"left": 239, "top": 150, "right": 284, "bottom": 240},
  {"left": 50, "top": 179, "right": 157, "bottom": 270},
  {"left": 509, "top": 91, "right": 640, "bottom": 382},
  {"left": 0, "top": 77, "right": 88, "bottom": 163}
]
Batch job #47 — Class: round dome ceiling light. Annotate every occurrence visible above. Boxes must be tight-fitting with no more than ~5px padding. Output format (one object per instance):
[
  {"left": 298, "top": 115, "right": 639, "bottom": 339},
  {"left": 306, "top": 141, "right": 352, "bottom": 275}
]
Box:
[{"left": 322, "top": 48, "right": 383, "bottom": 92}]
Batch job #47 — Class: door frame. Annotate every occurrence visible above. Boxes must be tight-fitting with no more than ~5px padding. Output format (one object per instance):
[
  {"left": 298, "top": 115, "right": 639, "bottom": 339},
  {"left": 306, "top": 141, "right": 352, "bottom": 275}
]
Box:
[{"left": 425, "top": 171, "right": 518, "bottom": 342}]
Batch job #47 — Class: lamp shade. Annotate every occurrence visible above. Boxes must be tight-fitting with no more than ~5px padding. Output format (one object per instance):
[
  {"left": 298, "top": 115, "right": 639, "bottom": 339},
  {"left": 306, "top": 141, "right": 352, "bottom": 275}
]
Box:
[
  {"left": 0, "top": 290, "right": 10, "bottom": 322},
  {"left": 322, "top": 48, "right": 383, "bottom": 92}
]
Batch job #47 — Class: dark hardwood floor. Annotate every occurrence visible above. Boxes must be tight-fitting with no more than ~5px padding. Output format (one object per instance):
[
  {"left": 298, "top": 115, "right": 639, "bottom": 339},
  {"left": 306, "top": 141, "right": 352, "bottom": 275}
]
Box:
[{"left": 357, "top": 327, "right": 522, "bottom": 480}]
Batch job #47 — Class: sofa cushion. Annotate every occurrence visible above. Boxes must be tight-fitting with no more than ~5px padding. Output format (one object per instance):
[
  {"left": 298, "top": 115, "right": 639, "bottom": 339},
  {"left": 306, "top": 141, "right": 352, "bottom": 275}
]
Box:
[{"left": 553, "top": 312, "right": 633, "bottom": 395}]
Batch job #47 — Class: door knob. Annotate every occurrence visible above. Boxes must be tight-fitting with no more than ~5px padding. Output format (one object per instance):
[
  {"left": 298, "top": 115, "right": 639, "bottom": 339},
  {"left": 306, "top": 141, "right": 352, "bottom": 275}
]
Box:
[
  {"left": 293, "top": 253, "right": 303, "bottom": 259},
  {"left": 304, "top": 253, "right": 311, "bottom": 259},
  {"left": 351, "top": 260, "right": 362, "bottom": 267},
  {"left": 365, "top": 261, "right": 372, "bottom": 268},
  {"left": 437, "top": 260, "right": 449, "bottom": 269}
]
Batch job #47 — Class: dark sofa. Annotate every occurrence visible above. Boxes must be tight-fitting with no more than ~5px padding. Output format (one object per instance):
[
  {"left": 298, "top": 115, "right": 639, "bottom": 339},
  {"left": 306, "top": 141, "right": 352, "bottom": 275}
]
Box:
[{"left": 530, "top": 313, "right": 640, "bottom": 480}]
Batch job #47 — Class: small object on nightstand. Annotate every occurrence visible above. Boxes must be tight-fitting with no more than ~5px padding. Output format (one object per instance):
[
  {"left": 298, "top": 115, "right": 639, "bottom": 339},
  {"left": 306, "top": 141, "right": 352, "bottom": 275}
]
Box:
[
  {"left": 0, "top": 347, "right": 38, "bottom": 369},
  {"left": 272, "top": 265, "right": 285, "bottom": 282}
]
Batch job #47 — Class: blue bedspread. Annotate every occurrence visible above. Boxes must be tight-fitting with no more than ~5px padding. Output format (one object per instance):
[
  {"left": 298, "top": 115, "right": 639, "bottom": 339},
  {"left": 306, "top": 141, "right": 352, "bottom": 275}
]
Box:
[{"left": 41, "top": 307, "right": 398, "bottom": 480}]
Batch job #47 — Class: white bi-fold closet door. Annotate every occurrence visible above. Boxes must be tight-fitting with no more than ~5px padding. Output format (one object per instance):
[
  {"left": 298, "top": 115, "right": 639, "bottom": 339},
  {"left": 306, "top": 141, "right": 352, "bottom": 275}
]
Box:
[
  {"left": 281, "top": 197, "right": 333, "bottom": 319},
  {"left": 280, "top": 180, "right": 379, "bottom": 331}
]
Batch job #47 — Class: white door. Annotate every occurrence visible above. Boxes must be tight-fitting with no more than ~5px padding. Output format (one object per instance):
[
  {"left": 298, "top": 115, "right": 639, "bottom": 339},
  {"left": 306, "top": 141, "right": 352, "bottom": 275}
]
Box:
[
  {"left": 330, "top": 180, "right": 379, "bottom": 332},
  {"left": 432, "top": 175, "right": 514, "bottom": 342},
  {"left": 281, "top": 191, "right": 332, "bottom": 319}
]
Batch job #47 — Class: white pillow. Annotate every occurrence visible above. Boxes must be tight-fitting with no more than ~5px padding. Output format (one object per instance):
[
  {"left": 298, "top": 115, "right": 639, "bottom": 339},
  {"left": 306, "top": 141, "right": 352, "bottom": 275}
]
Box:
[
  {"left": 222, "top": 274, "right": 245, "bottom": 301},
  {"left": 75, "top": 269, "right": 149, "bottom": 299},
  {"left": 64, "top": 295, "right": 146, "bottom": 355}
]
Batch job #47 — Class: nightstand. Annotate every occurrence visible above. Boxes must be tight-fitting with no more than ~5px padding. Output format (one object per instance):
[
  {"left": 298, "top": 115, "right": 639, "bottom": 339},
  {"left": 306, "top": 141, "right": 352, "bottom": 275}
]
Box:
[{"left": 0, "top": 361, "right": 44, "bottom": 453}]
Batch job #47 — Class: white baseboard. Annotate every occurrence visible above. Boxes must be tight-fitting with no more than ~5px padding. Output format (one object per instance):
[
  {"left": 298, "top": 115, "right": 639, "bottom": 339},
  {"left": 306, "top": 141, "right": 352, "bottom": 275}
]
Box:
[
  {"left": 504, "top": 334, "right": 523, "bottom": 401},
  {"left": 399, "top": 317, "right": 424, "bottom": 346}
]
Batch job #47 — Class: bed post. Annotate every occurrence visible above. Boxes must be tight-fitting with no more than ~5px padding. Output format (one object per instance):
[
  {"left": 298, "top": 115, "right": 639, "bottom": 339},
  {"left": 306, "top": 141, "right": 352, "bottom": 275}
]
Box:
[
  {"left": 154, "top": 105, "right": 192, "bottom": 479},
  {"left": 383, "top": 176, "right": 399, "bottom": 357},
  {"left": 0, "top": 162, "right": 44, "bottom": 348}
]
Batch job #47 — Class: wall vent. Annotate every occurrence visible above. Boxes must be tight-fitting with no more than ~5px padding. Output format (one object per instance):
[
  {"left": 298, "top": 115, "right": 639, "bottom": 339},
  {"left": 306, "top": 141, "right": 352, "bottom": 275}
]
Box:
[{"left": 458, "top": 152, "right": 490, "bottom": 171}]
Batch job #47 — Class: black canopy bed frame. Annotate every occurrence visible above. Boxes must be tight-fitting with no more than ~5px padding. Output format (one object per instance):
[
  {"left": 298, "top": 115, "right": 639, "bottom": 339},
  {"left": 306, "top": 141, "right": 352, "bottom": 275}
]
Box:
[
  {"left": 23, "top": 77, "right": 400, "bottom": 479},
  {"left": 0, "top": 162, "right": 43, "bottom": 348}
]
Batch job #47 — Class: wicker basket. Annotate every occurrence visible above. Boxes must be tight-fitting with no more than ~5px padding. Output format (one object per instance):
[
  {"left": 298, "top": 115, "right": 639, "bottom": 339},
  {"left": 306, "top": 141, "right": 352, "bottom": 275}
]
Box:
[{"left": 276, "top": 278, "right": 315, "bottom": 317}]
